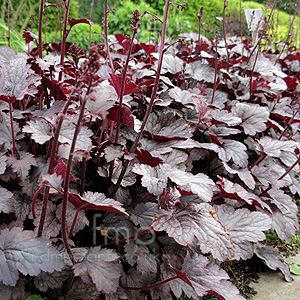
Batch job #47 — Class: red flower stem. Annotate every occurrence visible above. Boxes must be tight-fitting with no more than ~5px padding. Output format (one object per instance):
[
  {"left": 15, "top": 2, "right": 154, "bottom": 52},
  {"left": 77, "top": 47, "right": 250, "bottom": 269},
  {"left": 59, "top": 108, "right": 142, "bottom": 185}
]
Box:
[
  {"left": 222, "top": 0, "right": 229, "bottom": 62},
  {"left": 211, "top": 43, "right": 218, "bottom": 105},
  {"left": 9, "top": 102, "right": 17, "bottom": 157},
  {"left": 61, "top": 79, "right": 93, "bottom": 262},
  {"left": 59, "top": 0, "right": 71, "bottom": 82},
  {"left": 103, "top": 0, "right": 114, "bottom": 72},
  {"left": 32, "top": 184, "right": 45, "bottom": 219},
  {"left": 38, "top": 0, "right": 44, "bottom": 58},
  {"left": 80, "top": 156, "right": 87, "bottom": 196},
  {"left": 259, "top": 155, "right": 300, "bottom": 197},
  {"left": 68, "top": 204, "right": 89, "bottom": 239},
  {"left": 103, "top": 227, "right": 153, "bottom": 246},
  {"left": 89, "top": 0, "right": 94, "bottom": 49},
  {"left": 115, "top": 32, "right": 138, "bottom": 144},
  {"left": 130, "top": 192, "right": 151, "bottom": 207},
  {"left": 249, "top": 153, "right": 267, "bottom": 171},
  {"left": 122, "top": 276, "right": 178, "bottom": 291},
  {"left": 276, "top": 0, "right": 300, "bottom": 64},
  {"left": 37, "top": 99, "right": 73, "bottom": 237},
  {"left": 111, "top": 0, "right": 171, "bottom": 198}
]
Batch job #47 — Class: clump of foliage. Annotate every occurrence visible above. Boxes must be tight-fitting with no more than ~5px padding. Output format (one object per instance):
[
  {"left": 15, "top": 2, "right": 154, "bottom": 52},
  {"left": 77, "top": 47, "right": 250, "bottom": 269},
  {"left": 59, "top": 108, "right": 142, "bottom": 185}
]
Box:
[{"left": 0, "top": 0, "right": 299, "bottom": 299}]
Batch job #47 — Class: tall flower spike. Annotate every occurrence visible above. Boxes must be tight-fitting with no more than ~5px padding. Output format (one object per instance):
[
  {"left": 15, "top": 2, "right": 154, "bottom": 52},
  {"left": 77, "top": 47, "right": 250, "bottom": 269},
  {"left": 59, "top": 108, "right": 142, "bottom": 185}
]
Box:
[{"left": 131, "top": 9, "right": 141, "bottom": 33}]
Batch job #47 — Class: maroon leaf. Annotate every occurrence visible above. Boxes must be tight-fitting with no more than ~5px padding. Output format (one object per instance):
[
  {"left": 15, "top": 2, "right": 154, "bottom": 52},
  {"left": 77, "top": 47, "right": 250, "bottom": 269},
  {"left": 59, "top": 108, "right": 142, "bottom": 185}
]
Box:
[
  {"left": 68, "top": 191, "right": 128, "bottom": 215},
  {"left": 108, "top": 73, "right": 139, "bottom": 97},
  {"left": 53, "top": 159, "right": 76, "bottom": 183},
  {"left": 0, "top": 95, "right": 17, "bottom": 103},
  {"left": 134, "top": 149, "right": 164, "bottom": 167},
  {"left": 23, "top": 29, "right": 38, "bottom": 44},
  {"left": 283, "top": 76, "right": 299, "bottom": 90},
  {"left": 68, "top": 18, "right": 93, "bottom": 29},
  {"left": 216, "top": 177, "right": 272, "bottom": 212},
  {"left": 107, "top": 105, "right": 134, "bottom": 129},
  {"left": 140, "top": 43, "right": 157, "bottom": 57},
  {"left": 115, "top": 33, "right": 131, "bottom": 52}
]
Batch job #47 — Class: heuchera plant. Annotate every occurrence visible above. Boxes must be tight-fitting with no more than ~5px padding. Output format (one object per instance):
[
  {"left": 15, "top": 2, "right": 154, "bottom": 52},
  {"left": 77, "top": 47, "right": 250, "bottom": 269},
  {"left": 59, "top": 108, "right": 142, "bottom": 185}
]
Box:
[{"left": 0, "top": 0, "right": 299, "bottom": 299}]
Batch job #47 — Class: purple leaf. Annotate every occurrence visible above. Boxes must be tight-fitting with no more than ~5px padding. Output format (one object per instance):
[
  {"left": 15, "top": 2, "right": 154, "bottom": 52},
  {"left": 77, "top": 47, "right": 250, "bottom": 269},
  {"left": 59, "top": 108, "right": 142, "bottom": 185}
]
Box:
[
  {"left": 254, "top": 243, "right": 293, "bottom": 282},
  {"left": 124, "top": 241, "right": 157, "bottom": 274},
  {"left": 130, "top": 202, "right": 163, "bottom": 227},
  {"left": 0, "top": 56, "right": 39, "bottom": 100},
  {"left": 187, "top": 60, "right": 216, "bottom": 83},
  {"left": 201, "top": 204, "right": 272, "bottom": 261},
  {"left": 223, "top": 163, "right": 255, "bottom": 190},
  {"left": 255, "top": 136, "right": 299, "bottom": 157},
  {"left": 7, "top": 152, "right": 37, "bottom": 181},
  {"left": 144, "top": 113, "right": 192, "bottom": 141},
  {"left": 0, "top": 227, "right": 64, "bottom": 286},
  {"left": 200, "top": 139, "right": 248, "bottom": 168},
  {"left": 164, "top": 253, "right": 245, "bottom": 299},
  {"left": 232, "top": 103, "right": 269, "bottom": 135},
  {"left": 0, "top": 186, "right": 14, "bottom": 214},
  {"left": 72, "top": 246, "right": 121, "bottom": 293},
  {"left": 34, "top": 267, "right": 71, "bottom": 292},
  {"left": 66, "top": 278, "right": 98, "bottom": 300},
  {"left": 23, "top": 119, "right": 53, "bottom": 145},
  {"left": 152, "top": 203, "right": 235, "bottom": 258},
  {"left": 132, "top": 163, "right": 216, "bottom": 200},
  {"left": 217, "top": 177, "right": 271, "bottom": 212}
]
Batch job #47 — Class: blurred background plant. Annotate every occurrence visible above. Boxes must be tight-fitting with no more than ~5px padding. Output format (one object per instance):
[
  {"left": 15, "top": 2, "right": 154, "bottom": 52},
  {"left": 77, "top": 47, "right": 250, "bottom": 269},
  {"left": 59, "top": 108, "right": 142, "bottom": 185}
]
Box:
[{"left": 0, "top": 0, "right": 299, "bottom": 52}]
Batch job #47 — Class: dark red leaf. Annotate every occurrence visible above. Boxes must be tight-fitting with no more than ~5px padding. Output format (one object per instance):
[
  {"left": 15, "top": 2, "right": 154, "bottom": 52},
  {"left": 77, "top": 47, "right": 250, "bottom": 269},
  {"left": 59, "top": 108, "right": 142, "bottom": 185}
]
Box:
[
  {"left": 107, "top": 105, "right": 134, "bottom": 129},
  {"left": 53, "top": 160, "right": 76, "bottom": 182},
  {"left": 108, "top": 73, "right": 139, "bottom": 97},
  {"left": 42, "top": 77, "right": 67, "bottom": 101},
  {"left": 0, "top": 95, "right": 17, "bottom": 103},
  {"left": 68, "top": 192, "right": 128, "bottom": 215},
  {"left": 23, "top": 29, "right": 37, "bottom": 44},
  {"left": 115, "top": 33, "right": 131, "bottom": 52},
  {"left": 135, "top": 149, "right": 164, "bottom": 167},
  {"left": 68, "top": 18, "right": 93, "bottom": 29},
  {"left": 284, "top": 76, "right": 299, "bottom": 90},
  {"left": 140, "top": 43, "right": 157, "bottom": 57}
]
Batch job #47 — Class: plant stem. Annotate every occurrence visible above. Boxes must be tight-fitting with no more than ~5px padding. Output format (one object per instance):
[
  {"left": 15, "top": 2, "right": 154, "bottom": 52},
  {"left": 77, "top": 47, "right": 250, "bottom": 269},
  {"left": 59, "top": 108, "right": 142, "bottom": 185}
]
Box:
[
  {"left": 37, "top": 99, "right": 73, "bottom": 237},
  {"left": 130, "top": 192, "right": 151, "bottom": 207},
  {"left": 111, "top": 0, "right": 171, "bottom": 198},
  {"left": 9, "top": 101, "right": 17, "bottom": 157},
  {"left": 38, "top": 0, "right": 44, "bottom": 58},
  {"left": 115, "top": 32, "right": 138, "bottom": 144},
  {"left": 222, "top": 0, "right": 229, "bottom": 62},
  {"left": 59, "top": 0, "right": 71, "bottom": 82},
  {"left": 89, "top": 0, "right": 94, "bottom": 49},
  {"left": 61, "top": 78, "right": 93, "bottom": 262},
  {"left": 123, "top": 276, "right": 178, "bottom": 290},
  {"left": 259, "top": 154, "right": 300, "bottom": 197},
  {"left": 7, "top": 0, "right": 11, "bottom": 47},
  {"left": 103, "top": 0, "right": 114, "bottom": 72},
  {"left": 275, "top": 0, "right": 300, "bottom": 64}
]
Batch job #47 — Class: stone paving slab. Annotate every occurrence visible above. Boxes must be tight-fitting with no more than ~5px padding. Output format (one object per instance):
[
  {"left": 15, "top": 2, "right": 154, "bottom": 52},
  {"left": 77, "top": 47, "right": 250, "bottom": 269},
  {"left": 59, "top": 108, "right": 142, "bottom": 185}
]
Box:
[{"left": 249, "top": 253, "right": 300, "bottom": 300}]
